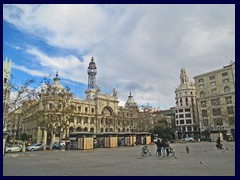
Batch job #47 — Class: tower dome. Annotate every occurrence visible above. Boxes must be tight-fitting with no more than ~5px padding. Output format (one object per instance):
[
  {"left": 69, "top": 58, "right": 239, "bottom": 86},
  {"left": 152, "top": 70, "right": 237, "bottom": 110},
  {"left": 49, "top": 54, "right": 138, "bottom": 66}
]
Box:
[
  {"left": 88, "top": 57, "right": 97, "bottom": 70},
  {"left": 50, "top": 70, "right": 64, "bottom": 91},
  {"left": 125, "top": 92, "right": 137, "bottom": 107}
]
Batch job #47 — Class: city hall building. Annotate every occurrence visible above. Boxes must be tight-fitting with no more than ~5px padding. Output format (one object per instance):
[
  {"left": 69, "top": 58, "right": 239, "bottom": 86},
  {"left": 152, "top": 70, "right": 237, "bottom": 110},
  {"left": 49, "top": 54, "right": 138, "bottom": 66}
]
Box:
[{"left": 13, "top": 57, "right": 151, "bottom": 146}]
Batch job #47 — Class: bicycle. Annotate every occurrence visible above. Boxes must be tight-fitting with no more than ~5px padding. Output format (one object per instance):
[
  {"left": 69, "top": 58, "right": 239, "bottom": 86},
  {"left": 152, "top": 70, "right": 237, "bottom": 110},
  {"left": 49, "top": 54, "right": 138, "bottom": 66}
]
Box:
[
  {"left": 166, "top": 146, "right": 175, "bottom": 156},
  {"left": 141, "top": 145, "right": 152, "bottom": 156},
  {"left": 216, "top": 143, "right": 225, "bottom": 151}
]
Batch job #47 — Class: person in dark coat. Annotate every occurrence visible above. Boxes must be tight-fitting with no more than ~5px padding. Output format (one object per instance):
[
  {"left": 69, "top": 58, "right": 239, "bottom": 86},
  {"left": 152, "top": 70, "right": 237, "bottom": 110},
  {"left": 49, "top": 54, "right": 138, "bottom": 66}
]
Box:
[{"left": 156, "top": 139, "right": 162, "bottom": 156}]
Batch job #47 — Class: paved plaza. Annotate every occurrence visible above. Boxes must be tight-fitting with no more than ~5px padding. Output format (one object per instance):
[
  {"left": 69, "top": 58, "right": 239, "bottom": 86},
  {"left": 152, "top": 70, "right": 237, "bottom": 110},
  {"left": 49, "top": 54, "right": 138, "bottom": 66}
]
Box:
[{"left": 3, "top": 141, "right": 235, "bottom": 176}]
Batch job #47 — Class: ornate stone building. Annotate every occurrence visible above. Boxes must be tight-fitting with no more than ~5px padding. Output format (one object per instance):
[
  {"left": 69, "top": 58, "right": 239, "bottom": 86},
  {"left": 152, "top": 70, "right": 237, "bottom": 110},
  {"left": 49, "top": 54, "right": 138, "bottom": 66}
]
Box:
[
  {"left": 194, "top": 62, "right": 235, "bottom": 141},
  {"left": 20, "top": 57, "right": 139, "bottom": 144},
  {"left": 174, "top": 68, "right": 199, "bottom": 139}
]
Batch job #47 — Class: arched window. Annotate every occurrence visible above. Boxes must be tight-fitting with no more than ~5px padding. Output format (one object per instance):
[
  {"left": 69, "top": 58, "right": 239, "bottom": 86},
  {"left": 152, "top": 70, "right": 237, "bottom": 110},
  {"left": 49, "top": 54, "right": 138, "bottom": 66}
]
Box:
[
  {"left": 200, "top": 91, "right": 205, "bottom": 97},
  {"left": 69, "top": 127, "right": 74, "bottom": 133},
  {"left": 76, "top": 127, "right": 81, "bottom": 132},
  {"left": 83, "top": 127, "right": 88, "bottom": 132},
  {"left": 224, "top": 86, "right": 230, "bottom": 92},
  {"left": 101, "top": 128, "right": 104, "bottom": 132},
  {"left": 90, "top": 128, "right": 94, "bottom": 132},
  {"left": 110, "top": 128, "right": 113, "bottom": 132},
  {"left": 105, "top": 128, "right": 108, "bottom": 132}
]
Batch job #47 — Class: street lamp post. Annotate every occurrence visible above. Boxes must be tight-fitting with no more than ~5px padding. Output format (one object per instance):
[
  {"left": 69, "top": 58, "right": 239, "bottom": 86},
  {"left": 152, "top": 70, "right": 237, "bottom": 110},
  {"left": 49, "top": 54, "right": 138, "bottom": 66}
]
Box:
[{"left": 57, "top": 127, "right": 61, "bottom": 149}]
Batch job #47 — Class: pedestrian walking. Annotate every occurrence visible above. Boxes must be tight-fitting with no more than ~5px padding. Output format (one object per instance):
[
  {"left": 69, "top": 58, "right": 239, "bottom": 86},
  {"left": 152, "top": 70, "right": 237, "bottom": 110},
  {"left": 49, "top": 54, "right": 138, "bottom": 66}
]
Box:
[
  {"left": 156, "top": 139, "right": 162, "bottom": 156},
  {"left": 186, "top": 146, "right": 190, "bottom": 154},
  {"left": 161, "top": 139, "right": 167, "bottom": 157},
  {"left": 165, "top": 142, "right": 170, "bottom": 156}
]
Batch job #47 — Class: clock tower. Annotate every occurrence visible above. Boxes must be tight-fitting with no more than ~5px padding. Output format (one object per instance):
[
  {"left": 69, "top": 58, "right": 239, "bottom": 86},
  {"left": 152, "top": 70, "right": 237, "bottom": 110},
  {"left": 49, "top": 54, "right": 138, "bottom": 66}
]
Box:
[
  {"left": 88, "top": 57, "right": 97, "bottom": 89},
  {"left": 85, "top": 57, "right": 97, "bottom": 100}
]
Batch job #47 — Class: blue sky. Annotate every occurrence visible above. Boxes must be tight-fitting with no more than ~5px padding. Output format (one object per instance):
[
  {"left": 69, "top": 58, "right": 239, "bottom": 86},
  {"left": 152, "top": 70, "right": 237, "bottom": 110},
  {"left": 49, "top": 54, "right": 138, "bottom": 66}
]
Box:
[{"left": 3, "top": 4, "right": 235, "bottom": 109}]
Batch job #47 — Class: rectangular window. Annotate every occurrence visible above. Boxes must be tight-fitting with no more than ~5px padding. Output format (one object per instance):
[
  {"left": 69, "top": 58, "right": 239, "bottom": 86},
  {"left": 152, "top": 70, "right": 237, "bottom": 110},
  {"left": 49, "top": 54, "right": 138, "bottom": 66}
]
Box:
[
  {"left": 203, "top": 119, "right": 208, "bottom": 127},
  {"left": 179, "top": 114, "right": 184, "bottom": 118},
  {"left": 186, "top": 120, "right": 192, "bottom": 124},
  {"left": 185, "top": 108, "right": 190, "bottom": 112},
  {"left": 198, "top": 79, "right": 204, "bottom": 83},
  {"left": 222, "top": 72, "right": 228, "bottom": 77},
  {"left": 201, "top": 101, "right": 206, "bottom": 107},
  {"left": 70, "top": 116, "right": 74, "bottom": 123},
  {"left": 78, "top": 106, "right": 81, "bottom": 112},
  {"left": 91, "top": 108, "right": 94, "bottom": 113},
  {"left": 179, "top": 109, "right": 183, "bottom": 113},
  {"left": 187, "top": 126, "right": 192, "bottom": 131},
  {"left": 212, "top": 108, "right": 221, "bottom": 116},
  {"left": 77, "top": 116, "right": 81, "bottom": 124},
  {"left": 176, "top": 120, "right": 179, "bottom": 125},
  {"left": 209, "top": 75, "right": 215, "bottom": 80},
  {"left": 211, "top": 98, "right": 220, "bottom": 106},
  {"left": 211, "top": 89, "right": 217, "bottom": 95},
  {"left": 227, "top": 106, "right": 234, "bottom": 114},
  {"left": 84, "top": 117, "right": 88, "bottom": 124},
  {"left": 225, "top": 96, "right": 232, "bottom": 104},
  {"left": 214, "top": 118, "right": 223, "bottom": 126},
  {"left": 185, "top": 114, "right": 191, "bottom": 118},
  {"left": 176, "top": 115, "right": 178, "bottom": 118},
  {"left": 228, "top": 117, "right": 235, "bottom": 125},
  {"left": 90, "top": 117, "right": 94, "bottom": 124},
  {"left": 180, "top": 120, "right": 184, "bottom": 124},
  {"left": 85, "top": 107, "right": 88, "bottom": 113},
  {"left": 202, "top": 110, "right": 208, "bottom": 117}
]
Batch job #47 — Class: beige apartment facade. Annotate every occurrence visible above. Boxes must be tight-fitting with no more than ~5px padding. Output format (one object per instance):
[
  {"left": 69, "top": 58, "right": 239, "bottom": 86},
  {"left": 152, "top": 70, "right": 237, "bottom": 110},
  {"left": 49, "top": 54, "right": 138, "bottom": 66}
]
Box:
[
  {"left": 175, "top": 68, "right": 199, "bottom": 139},
  {"left": 194, "top": 62, "right": 235, "bottom": 141}
]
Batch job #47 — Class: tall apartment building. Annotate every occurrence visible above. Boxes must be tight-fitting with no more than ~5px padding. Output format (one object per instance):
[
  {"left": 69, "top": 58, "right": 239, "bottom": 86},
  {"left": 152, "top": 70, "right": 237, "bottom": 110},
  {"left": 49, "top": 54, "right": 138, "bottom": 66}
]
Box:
[
  {"left": 175, "top": 68, "right": 199, "bottom": 139},
  {"left": 194, "top": 62, "right": 235, "bottom": 141}
]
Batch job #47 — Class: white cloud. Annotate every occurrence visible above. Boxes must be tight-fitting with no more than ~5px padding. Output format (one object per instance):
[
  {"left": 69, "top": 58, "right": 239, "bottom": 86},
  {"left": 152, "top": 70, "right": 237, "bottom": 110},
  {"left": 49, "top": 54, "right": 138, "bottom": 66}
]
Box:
[
  {"left": 12, "top": 63, "right": 47, "bottom": 77},
  {"left": 3, "top": 4, "right": 235, "bottom": 109}
]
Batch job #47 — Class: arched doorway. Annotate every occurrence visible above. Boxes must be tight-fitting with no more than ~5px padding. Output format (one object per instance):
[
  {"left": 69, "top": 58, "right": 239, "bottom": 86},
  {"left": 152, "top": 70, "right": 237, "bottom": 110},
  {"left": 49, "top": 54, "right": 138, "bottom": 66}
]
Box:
[{"left": 101, "top": 106, "right": 115, "bottom": 133}]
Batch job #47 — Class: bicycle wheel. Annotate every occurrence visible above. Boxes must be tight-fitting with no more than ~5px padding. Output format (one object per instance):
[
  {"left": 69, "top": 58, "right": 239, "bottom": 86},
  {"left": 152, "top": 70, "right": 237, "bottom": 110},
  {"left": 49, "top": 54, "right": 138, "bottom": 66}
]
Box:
[
  {"left": 171, "top": 151, "right": 175, "bottom": 156},
  {"left": 141, "top": 152, "right": 145, "bottom": 157}
]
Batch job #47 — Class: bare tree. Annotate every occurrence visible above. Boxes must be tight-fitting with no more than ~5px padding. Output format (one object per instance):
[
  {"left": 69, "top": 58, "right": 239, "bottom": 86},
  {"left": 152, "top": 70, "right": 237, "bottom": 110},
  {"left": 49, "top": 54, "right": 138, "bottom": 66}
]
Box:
[
  {"left": 8, "top": 77, "right": 36, "bottom": 141},
  {"left": 36, "top": 81, "right": 75, "bottom": 149}
]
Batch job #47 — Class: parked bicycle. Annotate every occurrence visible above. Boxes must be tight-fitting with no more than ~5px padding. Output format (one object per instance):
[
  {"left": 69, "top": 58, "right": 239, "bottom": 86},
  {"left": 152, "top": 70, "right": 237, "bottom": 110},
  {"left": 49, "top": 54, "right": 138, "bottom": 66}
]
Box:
[{"left": 141, "top": 145, "right": 152, "bottom": 156}]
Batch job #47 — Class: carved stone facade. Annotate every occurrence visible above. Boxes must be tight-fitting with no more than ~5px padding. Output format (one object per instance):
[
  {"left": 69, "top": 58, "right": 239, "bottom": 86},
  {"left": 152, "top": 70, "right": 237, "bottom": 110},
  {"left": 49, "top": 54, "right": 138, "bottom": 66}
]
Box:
[{"left": 19, "top": 58, "right": 139, "bottom": 144}]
